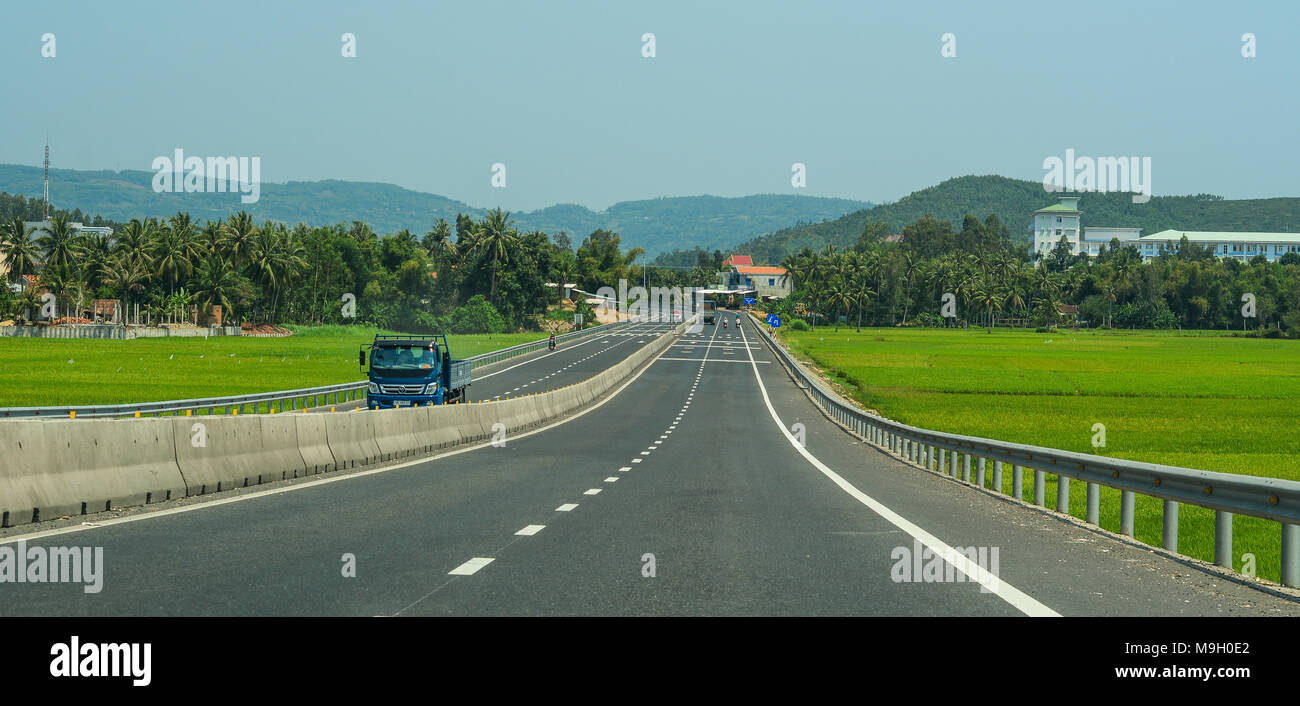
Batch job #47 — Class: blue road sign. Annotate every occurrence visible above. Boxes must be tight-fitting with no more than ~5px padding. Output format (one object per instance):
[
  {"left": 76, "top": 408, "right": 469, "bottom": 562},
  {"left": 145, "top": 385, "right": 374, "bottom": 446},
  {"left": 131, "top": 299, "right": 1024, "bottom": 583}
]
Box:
[
  {"left": 765, "top": 314, "right": 775, "bottom": 325},
  {"left": 744, "top": 297, "right": 755, "bottom": 306},
  {"left": 771, "top": 316, "right": 781, "bottom": 328}
]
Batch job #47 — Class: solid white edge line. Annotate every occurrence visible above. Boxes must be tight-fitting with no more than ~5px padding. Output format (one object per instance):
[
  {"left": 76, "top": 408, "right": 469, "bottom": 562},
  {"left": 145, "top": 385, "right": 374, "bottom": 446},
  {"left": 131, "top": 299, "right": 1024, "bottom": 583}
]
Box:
[{"left": 738, "top": 316, "right": 1060, "bottom": 617}]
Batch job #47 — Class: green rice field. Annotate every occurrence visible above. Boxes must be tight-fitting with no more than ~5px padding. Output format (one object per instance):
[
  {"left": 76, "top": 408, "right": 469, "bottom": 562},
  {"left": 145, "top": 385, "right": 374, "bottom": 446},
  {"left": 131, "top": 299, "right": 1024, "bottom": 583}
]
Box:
[
  {"left": 0, "top": 325, "right": 543, "bottom": 408},
  {"left": 777, "top": 325, "right": 1300, "bottom": 583}
]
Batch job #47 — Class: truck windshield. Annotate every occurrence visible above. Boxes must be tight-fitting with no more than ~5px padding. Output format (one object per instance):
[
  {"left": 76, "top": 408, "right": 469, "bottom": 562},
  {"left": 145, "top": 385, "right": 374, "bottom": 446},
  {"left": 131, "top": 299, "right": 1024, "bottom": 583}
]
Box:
[{"left": 371, "top": 345, "right": 439, "bottom": 371}]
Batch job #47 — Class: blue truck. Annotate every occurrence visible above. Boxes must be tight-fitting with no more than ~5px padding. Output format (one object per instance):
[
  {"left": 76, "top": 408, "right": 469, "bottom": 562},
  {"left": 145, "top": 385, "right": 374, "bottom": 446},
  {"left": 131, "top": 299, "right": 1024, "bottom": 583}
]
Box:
[{"left": 360, "top": 334, "right": 472, "bottom": 409}]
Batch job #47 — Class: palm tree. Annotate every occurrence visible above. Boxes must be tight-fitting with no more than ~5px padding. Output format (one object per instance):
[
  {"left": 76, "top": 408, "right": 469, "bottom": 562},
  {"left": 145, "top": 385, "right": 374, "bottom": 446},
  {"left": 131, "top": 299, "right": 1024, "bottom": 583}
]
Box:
[
  {"left": 247, "top": 223, "right": 306, "bottom": 323},
  {"left": 968, "top": 275, "right": 1005, "bottom": 333},
  {"left": 851, "top": 272, "right": 877, "bottom": 331},
  {"left": 423, "top": 218, "right": 457, "bottom": 260},
  {"left": 221, "top": 211, "right": 259, "bottom": 273},
  {"left": 114, "top": 219, "right": 156, "bottom": 271},
  {"left": 472, "top": 208, "right": 520, "bottom": 304},
  {"left": 154, "top": 215, "right": 199, "bottom": 302},
  {"left": 825, "top": 277, "right": 854, "bottom": 332},
  {"left": 1100, "top": 281, "right": 1118, "bottom": 327},
  {"left": 191, "top": 257, "right": 241, "bottom": 322},
  {"left": 80, "top": 232, "right": 114, "bottom": 291},
  {"left": 899, "top": 252, "right": 921, "bottom": 324},
  {"left": 101, "top": 255, "right": 150, "bottom": 325},
  {"left": 199, "top": 220, "right": 224, "bottom": 259},
  {"left": 38, "top": 214, "right": 82, "bottom": 272},
  {"left": 1, "top": 217, "right": 41, "bottom": 284}
]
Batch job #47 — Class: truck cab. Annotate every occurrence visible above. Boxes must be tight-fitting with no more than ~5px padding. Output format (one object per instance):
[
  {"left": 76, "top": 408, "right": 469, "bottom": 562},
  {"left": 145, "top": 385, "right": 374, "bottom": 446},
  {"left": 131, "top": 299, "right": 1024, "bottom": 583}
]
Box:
[
  {"left": 702, "top": 299, "right": 717, "bottom": 324},
  {"left": 360, "top": 334, "right": 471, "bottom": 409}
]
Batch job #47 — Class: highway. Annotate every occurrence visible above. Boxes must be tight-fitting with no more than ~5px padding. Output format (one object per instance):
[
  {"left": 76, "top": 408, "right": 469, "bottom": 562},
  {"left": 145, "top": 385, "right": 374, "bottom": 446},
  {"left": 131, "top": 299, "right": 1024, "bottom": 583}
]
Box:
[
  {"left": 303, "top": 322, "right": 676, "bottom": 413},
  {"left": 2, "top": 314, "right": 1298, "bottom": 616}
]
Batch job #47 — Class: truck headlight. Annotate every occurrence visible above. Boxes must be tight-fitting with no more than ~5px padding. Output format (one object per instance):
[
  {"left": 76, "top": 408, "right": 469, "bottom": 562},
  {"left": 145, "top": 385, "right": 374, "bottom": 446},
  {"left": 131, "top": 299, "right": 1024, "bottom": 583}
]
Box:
[
  {"left": 425, "top": 381, "right": 440, "bottom": 394},
  {"left": 367, "top": 382, "right": 379, "bottom": 394}
]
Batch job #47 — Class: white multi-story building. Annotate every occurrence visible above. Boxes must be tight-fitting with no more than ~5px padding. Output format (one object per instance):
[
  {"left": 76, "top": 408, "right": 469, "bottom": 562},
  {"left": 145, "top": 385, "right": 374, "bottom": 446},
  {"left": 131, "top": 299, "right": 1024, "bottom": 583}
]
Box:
[
  {"left": 1134, "top": 230, "right": 1300, "bottom": 262},
  {"left": 1032, "top": 196, "right": 1140, "bottom": 260}
]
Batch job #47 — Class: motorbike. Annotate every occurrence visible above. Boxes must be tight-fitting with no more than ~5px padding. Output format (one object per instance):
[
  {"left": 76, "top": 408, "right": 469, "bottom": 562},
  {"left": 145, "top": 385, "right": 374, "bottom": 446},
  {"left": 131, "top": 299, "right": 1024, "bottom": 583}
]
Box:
[{"left": 548, "top": 337, "right": 557, "bottom": 351}]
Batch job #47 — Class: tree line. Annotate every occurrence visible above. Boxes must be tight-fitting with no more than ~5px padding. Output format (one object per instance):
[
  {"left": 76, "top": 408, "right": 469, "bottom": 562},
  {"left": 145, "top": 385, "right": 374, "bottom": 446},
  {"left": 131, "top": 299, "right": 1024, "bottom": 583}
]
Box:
[
  {"left": 0, "top": 206, "right": 716, "bottom": 333},
  {"left": 766, "top": 213, "right": 1300, "bottom": 336}
]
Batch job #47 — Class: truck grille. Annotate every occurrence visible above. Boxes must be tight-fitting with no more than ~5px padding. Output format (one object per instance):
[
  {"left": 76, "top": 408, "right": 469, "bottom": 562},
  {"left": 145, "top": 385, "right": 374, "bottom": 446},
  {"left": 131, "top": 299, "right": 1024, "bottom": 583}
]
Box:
[{"left": 379, "top": 384, "right": 424, "bottom": 395}]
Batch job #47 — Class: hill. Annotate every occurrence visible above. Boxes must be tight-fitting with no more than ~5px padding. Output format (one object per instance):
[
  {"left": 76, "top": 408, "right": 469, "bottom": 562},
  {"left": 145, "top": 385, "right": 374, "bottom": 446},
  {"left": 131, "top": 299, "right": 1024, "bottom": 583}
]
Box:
[
  {"left": 735, "top": 175, "right": 1300, "bottom": 263},
  {"left": 0, "top": 164, "right": 869, "bottom": 257}
]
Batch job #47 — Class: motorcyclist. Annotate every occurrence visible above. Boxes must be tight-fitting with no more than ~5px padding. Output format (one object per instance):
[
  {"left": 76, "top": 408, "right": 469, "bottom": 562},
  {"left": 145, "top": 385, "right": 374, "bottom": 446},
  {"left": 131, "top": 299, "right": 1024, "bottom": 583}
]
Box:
[{"left": 548, "top": 332, "right": 557, "bottom": 350}]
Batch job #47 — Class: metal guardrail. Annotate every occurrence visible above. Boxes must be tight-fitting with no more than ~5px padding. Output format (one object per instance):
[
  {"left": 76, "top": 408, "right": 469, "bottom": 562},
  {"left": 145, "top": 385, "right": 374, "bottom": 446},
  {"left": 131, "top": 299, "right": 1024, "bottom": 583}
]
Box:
[
  {"left": 752, "top": 314, "right": 1300, "bottom": 588},
  {"left": 0, "top": 320, "right": 638, "bottom": 419}
]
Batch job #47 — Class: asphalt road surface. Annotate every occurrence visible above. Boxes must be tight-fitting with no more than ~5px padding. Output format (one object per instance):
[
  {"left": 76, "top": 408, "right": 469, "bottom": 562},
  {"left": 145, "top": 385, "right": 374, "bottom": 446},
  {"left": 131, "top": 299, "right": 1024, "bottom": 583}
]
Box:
[{"left": 4, "top": 315, "right": 1298, "bottom": 616}]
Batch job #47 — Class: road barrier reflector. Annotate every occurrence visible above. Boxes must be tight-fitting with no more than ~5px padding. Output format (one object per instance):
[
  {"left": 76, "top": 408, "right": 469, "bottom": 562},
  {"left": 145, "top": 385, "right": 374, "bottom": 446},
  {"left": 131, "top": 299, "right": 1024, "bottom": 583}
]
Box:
[{"left": 69, "top": 410, "right": 75, "bottom": 419}]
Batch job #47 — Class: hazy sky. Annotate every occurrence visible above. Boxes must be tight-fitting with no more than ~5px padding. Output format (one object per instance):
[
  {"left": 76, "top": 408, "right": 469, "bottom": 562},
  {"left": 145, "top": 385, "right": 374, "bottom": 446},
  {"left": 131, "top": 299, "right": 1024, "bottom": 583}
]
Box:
[{"left": 3, "top": 0, "right": 1296, "bottom": 211}]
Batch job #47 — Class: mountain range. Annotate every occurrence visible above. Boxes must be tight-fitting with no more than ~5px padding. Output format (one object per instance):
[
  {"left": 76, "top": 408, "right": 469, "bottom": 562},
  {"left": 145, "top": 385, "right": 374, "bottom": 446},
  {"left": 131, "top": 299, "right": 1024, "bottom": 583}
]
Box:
[
  {"left": 734, "top": 175, "right": 1300, "bottom": 262},
  {"left": 0, "top": 164, "right": 870, "bottom": 258}
]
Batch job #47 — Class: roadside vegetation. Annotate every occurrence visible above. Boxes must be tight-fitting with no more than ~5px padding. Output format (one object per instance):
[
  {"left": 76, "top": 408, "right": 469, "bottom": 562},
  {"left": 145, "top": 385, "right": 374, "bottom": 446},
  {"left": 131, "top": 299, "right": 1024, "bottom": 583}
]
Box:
[{"left": 777, "top": 325, "right": 1300, "bottom": 582}]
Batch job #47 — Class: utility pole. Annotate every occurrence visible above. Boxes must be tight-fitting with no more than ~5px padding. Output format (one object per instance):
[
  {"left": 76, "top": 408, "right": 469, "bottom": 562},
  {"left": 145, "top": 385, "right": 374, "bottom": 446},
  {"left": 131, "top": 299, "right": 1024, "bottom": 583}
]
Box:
[{"left": 43, "top": 137, "right": 50, "bottom": 220}]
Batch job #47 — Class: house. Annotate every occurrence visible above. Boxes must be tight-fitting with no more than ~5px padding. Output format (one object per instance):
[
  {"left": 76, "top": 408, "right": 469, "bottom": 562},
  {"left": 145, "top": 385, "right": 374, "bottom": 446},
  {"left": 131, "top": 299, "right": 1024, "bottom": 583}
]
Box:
[
  {"left": 716, "top": 254, "right": 791, "bottom": 301},
  {"left": 1031, "top": 196, "right": 1140, "bottom": 261},
  {"left": 1134, "top": 230, "right": 1300, "bottom": 263}
]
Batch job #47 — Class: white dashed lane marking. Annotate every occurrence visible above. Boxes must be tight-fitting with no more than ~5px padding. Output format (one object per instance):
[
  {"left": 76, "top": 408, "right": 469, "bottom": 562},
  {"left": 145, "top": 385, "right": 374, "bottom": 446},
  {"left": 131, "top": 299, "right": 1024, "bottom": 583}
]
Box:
[
  {"left": 449, "top": 557, "right": 494, "bottom": 576},
  {"left": 515, "top": 525, "right": 546, "bottom": 536},
  {"left": 556, "top": 503, "right": 579, "bottom": 512}
]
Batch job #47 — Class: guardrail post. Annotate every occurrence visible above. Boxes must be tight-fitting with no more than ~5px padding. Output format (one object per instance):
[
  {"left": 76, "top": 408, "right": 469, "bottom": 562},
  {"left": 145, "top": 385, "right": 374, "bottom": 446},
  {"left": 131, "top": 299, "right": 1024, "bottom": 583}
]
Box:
[
  {"left": 1034, "top": 469, "right": 1045, "bottom": 506},
  {"left": 1283, "top": 524, "right": 1300, "bottom": 588},
  {"left": 949, "top": 451, "right": 958, "bottom": 478},
  {"left": 929, "top": 445, "right": 938, "bottom": 471},
  {"left": 1162, "top": 500, "right": 1179, "bottom": 552},
  {"left": 938, "top": 448, "right": 946, "bottom": 474},
  {"left": 1012, "top": 465, "right": 1023, "bottom": 500},
  {"left": 919, "top": 444, "right": 927, "bottom": 468},
  {"left": 1056, "top": 476, "right": 1070, "bottom": 514},
  {"left": 992, "top": 461, "right": 1003, "bottom": 494},
  {"left": 1120, "top": 491, "right": 1135, "bottom": 536},
  {"left": 976, "top": 457, "right": 985, "bottom": 488},
  {"left": 1214, "top": 511, "right": 1232, "bottom": 569},
  {"left": 962, "top": 453, "right": 971, "bottom": 483},
  {"left": 1086, "top": 483, "right": 1099, "bottom": 525}
]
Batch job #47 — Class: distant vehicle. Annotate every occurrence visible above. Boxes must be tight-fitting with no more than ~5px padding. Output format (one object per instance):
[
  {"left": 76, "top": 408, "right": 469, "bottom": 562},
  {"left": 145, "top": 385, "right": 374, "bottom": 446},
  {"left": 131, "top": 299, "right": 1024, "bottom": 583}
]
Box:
[
  {"left": 703, "top": 299, "right": 717, "bottom": 324},
  {"left": 360, "top": 334, "right": 471, "bottom": 409}
]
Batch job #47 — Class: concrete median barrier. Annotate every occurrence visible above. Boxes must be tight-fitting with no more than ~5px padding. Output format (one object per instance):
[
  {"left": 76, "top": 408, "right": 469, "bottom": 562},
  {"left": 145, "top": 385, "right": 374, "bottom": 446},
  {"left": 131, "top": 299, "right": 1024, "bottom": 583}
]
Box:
[
  {"left": 415, "top": 405, "right": 462, "bottom": 450},
  {"left": 372, "top": 406, "right": 426, "bottom": 461},
  {"left": 324, "top": 408, "right": 382, "bottom": 469},
  {"left": 294, "top": 413, "right": 336, "bottom": 475},
  {"left": 258, "top": 414, "right": 309, "bottom": 482},
  {"left": 172, "top": 414, "right": 266, "bottom": 494},
  {"left": 0, "top": 418, "right": 185, "bottom": 527}
]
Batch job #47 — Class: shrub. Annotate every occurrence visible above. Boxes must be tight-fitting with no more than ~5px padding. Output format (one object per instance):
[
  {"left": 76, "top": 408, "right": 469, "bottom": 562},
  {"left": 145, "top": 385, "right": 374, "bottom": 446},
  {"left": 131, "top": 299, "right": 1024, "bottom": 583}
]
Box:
[
  {"left": 788, "top": 318, "right": 811, "bottom": 332},
  {"left": 449, "top": 295, "right": 507, "bottom": 334}
]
